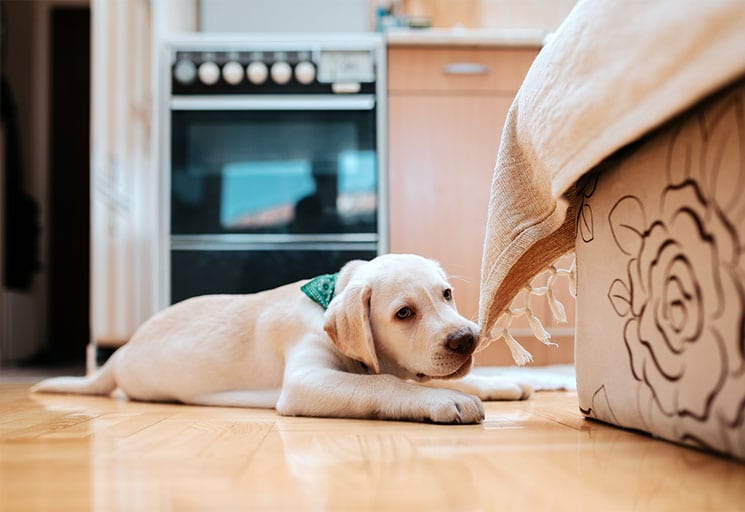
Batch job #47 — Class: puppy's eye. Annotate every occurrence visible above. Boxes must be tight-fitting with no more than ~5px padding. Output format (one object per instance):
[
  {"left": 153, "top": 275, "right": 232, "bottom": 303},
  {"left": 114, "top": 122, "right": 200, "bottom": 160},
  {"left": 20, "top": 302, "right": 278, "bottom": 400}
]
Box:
[
  {"left": 443, "top": 288, "right": 453, "bottom": 301},
  {"left": 395, "top": 307, "right": 414, "bottom": 320}
]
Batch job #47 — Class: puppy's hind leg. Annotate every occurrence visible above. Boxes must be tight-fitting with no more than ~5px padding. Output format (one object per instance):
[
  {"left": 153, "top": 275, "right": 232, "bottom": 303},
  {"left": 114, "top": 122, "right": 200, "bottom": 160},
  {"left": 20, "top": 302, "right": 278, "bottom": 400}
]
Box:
[{"left": 188, "top": 389, "right": 282, "bottom": 409}]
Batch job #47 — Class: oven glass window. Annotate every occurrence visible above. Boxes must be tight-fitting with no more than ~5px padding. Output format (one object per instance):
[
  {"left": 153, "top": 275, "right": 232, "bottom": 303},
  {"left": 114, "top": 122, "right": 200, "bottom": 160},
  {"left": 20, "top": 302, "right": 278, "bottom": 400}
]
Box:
[{"left": 171, "top": 110, "right": 377, "bottom": 235}]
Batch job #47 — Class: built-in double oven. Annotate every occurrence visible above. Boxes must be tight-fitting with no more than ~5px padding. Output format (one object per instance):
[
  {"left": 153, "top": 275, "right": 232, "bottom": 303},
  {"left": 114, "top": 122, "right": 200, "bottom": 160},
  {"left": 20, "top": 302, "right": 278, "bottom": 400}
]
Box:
[{"left": 162, "top": 35, "right": 386, "bottom": 306}]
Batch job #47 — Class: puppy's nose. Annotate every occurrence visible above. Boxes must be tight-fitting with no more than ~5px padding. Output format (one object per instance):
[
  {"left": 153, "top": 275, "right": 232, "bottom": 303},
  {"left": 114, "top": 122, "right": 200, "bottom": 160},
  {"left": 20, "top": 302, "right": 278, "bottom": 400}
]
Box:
[{"left": 445, "top": 329, "right": 476, "bottom": 355}]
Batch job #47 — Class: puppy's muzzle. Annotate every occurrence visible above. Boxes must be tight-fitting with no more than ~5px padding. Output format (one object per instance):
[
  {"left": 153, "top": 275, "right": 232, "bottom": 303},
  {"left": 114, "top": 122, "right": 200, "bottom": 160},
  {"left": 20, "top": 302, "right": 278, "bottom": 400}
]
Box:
[{"left": 445, "top": 327, "right": 479, "bottom": 355}]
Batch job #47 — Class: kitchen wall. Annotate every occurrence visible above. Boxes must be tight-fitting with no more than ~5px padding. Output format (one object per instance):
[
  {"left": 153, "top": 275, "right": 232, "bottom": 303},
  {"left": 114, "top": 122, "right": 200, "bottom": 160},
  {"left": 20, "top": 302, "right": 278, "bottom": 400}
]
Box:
[
  {"left": 199, "top": 0, "right": 370, "bottom": 32},
  {"left": 198, "top": 0, "right": 575, "bottom": 33},
  {"left": 398, "top": 0, "right": 576, "bottom": 30}
]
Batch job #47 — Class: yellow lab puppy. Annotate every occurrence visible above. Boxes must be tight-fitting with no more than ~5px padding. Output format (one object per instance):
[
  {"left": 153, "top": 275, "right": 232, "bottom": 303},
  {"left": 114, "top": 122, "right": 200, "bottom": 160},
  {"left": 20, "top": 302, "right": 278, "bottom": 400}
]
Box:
[{"left": 33, "top": 254, "right": 531, "bottom": 423}]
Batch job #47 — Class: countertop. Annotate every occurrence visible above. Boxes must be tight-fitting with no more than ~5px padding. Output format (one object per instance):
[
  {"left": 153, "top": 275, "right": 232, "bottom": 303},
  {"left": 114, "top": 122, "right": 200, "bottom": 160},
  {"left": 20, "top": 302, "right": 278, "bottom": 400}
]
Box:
[{"left": 385, "top": 27, "right": 548, "bottom": 47}]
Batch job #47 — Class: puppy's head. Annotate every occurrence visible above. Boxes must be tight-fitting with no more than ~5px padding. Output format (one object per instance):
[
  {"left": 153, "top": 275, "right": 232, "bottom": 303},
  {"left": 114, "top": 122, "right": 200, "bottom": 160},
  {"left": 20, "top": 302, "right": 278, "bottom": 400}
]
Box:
[{"left": 323, "top": 254, "right": 480, "bottom": 381}]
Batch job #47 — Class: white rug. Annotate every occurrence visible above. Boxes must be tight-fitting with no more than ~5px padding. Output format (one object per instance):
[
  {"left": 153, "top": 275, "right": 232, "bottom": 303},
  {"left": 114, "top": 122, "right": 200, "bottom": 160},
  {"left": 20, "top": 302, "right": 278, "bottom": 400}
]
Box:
[{"left": 471, "top": 364, "right": 576, "bottom": 391}]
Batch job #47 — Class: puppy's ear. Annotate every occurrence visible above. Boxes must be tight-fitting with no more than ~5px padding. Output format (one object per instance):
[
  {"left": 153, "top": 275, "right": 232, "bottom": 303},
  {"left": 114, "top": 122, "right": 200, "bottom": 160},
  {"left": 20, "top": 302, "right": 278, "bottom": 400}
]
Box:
[
  {"left": 323, "top": 283, "right": 379, "bottom": 374},
  {"left": 334, "top": 259, "right": 367, "bottom": 294}
]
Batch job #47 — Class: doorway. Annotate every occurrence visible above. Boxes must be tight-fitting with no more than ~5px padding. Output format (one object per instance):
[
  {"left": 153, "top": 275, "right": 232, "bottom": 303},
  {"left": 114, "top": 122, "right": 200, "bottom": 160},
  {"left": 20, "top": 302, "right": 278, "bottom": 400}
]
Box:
[{"left": 48, "top": 6, "right": 91, "bottom": 364}]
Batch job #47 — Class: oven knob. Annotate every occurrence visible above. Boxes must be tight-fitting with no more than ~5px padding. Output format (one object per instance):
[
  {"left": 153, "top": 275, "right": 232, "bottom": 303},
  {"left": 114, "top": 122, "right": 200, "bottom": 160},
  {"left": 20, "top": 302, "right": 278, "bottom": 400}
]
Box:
[
  {"left": 198, "top": 61, "right": 220, "bottom": 85},
  {"left": 222, "top": 61, "right": 244, "bottom": 85},
  {"left": 270, "top": 61, "right": 292, "bottom": 85},
  {"left": 247, "top": 61, "right": 268, "bottom": 84},
  {"left": 173, "top": 60, "right": 197, "bottom": 85},
  {"left": 294, "top": 61, "right": 316, "bottom": 85}
]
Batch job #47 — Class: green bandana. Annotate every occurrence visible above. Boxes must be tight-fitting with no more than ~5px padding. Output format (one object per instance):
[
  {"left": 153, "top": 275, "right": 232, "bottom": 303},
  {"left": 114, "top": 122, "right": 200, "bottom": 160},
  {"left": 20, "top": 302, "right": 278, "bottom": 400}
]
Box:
[{"left": 300, "top": 273, "right": 338, "bottom": 310}]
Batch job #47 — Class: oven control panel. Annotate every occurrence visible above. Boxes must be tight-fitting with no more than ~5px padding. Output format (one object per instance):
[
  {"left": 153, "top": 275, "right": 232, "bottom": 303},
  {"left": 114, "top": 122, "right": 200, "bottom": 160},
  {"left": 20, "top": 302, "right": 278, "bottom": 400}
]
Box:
[{"left": 171, "top": 48, "right": 377, "bottom": 95}]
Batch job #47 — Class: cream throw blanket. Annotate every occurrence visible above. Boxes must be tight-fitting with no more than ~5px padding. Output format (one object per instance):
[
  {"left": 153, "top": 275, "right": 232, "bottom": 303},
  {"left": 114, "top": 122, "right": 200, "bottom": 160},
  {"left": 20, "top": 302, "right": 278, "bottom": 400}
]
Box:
[{"left": 478, "top": 0, "right": 745, "bottom": 362}]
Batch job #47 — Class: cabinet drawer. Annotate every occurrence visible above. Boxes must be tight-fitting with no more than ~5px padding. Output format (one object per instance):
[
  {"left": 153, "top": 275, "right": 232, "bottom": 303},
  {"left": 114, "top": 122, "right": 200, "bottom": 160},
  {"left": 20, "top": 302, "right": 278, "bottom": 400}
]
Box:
[{"left": 388, "top": 46, "right": 538, "bottom": 94}]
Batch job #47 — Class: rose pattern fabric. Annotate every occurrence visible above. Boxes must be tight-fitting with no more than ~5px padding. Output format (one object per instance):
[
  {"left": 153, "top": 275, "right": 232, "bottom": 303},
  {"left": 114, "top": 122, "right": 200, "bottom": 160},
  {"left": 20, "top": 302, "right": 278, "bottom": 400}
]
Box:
[
  {"left": 576, "top": 171, "right": 599, "bottom": 244},
  {"left": 611, "top": 183, "right": 742, "bottom": 417},
  {"left": 604, "top": 87, "right": 745, "bottom": 454}
]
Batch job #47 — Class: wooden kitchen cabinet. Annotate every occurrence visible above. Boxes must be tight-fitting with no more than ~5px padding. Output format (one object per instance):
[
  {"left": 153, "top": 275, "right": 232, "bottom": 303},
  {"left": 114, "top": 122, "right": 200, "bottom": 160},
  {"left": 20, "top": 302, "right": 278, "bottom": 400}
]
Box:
[
  {"left": 388, "top": 44, "right": 577, "bottom": 365},
  {"left": 387, "top": 45, "right": 537, "bottom": 321},
  {"left": 388, "top": 93, "right": 510, "bottom": 319}
]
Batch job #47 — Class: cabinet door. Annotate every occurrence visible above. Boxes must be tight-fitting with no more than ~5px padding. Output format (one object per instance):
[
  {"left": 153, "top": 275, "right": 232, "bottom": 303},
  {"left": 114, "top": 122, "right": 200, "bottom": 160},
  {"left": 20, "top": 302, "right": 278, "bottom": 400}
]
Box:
[{"left": 388, "top": 94, "right": 511, "bottom": 322}]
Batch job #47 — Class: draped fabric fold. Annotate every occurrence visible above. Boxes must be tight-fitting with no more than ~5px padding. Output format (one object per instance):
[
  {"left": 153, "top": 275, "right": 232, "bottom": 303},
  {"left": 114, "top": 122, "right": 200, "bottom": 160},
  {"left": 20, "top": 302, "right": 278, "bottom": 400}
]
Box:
[{"left": 478, "top": 0, "right": 745, "bottom": 358}]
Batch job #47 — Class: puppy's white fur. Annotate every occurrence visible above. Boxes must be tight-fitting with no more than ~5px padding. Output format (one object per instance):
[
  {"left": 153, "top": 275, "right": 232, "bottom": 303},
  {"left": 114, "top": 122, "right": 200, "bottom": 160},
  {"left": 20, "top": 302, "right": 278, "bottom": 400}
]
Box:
[{"left": 33, "top": 254, "right": 531, "bottom": 424}]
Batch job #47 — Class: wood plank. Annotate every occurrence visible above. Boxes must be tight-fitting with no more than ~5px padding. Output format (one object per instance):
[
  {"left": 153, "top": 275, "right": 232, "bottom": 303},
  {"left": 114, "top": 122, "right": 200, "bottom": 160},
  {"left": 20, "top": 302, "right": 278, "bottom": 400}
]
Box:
[{"left": 1, "top": 383, "right": 743, "bottom": 511}]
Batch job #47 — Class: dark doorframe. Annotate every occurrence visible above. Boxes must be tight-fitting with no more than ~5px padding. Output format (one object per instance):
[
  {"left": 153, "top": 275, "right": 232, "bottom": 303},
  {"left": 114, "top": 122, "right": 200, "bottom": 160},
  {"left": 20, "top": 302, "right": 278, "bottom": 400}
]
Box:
[{"left": 48, "top": 6, "right": 90, "bottom": 364}]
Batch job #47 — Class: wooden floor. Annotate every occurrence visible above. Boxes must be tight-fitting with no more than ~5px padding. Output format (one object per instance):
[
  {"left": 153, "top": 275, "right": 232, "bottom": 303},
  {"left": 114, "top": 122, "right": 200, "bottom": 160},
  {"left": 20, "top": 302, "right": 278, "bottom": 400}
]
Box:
[{"left": 1, "top": 382, "right": 744, "bottom": 511}]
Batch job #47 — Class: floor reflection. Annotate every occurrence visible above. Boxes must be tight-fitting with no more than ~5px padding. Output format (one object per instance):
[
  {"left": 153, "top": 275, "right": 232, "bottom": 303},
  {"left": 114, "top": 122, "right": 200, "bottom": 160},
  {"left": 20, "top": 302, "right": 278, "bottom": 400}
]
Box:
[{"left": 4, "top": 386, "right": 745, "bottom": 511}]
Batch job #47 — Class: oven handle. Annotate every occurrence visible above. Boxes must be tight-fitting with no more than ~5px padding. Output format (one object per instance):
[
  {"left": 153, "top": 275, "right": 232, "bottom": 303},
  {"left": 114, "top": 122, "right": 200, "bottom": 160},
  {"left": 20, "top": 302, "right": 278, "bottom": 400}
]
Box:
[
  {"left": 170, "top": 95, "right": 376, "bottom": 111},
  {"left": 171, "top": 233, "right": 379, "bottom": 251}
]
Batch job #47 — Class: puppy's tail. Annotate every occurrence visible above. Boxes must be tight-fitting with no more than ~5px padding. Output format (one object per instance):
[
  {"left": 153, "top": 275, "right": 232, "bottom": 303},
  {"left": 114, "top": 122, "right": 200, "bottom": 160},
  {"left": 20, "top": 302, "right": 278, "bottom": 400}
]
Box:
[{"left": 31, "top": 355, "right": 118, "bottom": 396}]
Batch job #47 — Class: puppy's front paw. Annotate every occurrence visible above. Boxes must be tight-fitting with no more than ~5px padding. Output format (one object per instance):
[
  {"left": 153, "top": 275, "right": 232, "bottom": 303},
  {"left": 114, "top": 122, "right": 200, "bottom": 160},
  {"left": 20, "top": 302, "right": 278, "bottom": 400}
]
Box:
[{"left": 420, "top": 389, "right": 485, "bottom": 424}]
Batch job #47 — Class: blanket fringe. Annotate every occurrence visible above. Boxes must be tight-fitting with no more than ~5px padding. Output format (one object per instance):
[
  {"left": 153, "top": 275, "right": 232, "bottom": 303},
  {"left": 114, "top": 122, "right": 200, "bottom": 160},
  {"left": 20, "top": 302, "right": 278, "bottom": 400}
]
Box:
[{"left": 488, "top": 254, "right": 576, "bottom": 365}]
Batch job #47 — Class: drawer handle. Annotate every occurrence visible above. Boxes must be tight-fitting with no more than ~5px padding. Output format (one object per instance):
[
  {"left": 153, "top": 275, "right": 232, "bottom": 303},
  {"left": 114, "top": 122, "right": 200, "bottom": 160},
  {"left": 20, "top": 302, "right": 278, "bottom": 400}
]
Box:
[{"left": 441, "top": 62, "right": 490, "bottom": 75}]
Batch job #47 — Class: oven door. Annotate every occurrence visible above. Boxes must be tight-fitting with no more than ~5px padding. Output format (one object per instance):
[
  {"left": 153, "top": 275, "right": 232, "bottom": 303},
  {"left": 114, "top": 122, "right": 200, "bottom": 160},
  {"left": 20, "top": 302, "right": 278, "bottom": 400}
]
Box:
[
  {"left": 170, "top": 96, "right": 379, "bottom": 236},
  {"left": 165, "top": 95, "right": 384, "bottom": 304}
]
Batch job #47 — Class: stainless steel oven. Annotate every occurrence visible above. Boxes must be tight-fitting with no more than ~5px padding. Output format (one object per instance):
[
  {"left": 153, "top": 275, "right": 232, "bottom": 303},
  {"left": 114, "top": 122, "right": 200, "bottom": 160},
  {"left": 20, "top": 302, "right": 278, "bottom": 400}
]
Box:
[{"left": 161, "top": 35, "right": 386, "bottom": 306}]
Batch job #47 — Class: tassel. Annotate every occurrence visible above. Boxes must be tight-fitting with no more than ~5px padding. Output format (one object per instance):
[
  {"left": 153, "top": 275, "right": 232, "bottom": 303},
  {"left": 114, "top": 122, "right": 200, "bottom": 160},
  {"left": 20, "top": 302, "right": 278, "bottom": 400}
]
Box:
[
  {"left": 504, "top": 331, "right": 533, "bottom": 366},
  {"left": 526, "top": 310, "right": 557, "bottom": 347},
  {"left": 546, "top": 286, "right": 568, "bottom": 323}
]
